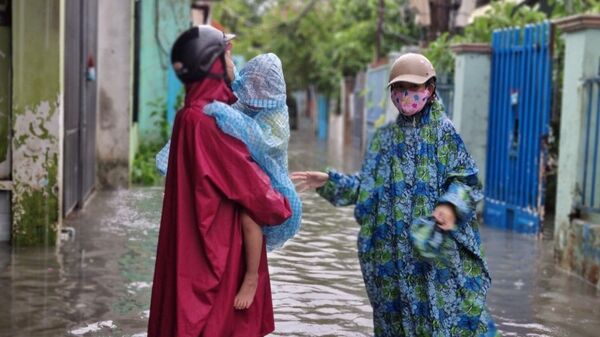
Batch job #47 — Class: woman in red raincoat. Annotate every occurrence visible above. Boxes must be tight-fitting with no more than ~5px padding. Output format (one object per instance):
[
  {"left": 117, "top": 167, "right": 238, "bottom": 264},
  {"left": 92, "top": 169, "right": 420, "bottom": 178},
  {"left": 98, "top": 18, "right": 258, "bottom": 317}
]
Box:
[{"left": 147, "top": 25, "right": 291, "bottom": 337}]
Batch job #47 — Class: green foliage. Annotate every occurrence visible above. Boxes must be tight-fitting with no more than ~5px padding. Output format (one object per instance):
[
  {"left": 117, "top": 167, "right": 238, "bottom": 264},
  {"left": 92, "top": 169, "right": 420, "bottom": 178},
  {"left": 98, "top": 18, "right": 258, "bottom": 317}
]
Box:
[
  {"left": 425, "top": 1, "right": 547, "bottom": 76},
  {"left": 213, "top": 0, "right": 419, "bottom": 95},
  {"left": 457, "top": 1, "right": 548, "bottom": 44},
  {"left": 425, "top": 0, "right": 600, "bottom": 76},
  {"left": 215, "top": 0, "right": 599, "bottom": 91},
  {"left": 132, "top": 141, "right": 165, "bottom": 186},
  {"left": 550, "top": 0, "right": 600, "bottom": 17},
  {"left": 424, "top": 33, "right": 454, "bottom": 78}
]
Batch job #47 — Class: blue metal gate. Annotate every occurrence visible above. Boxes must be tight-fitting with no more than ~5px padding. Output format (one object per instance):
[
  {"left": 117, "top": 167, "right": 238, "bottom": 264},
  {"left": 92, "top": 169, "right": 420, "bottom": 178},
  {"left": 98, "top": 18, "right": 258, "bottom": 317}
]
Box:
[
  {"left": 579, "top": 71, "right": 600, "bottom": 218},
  {"left": 484, "top": 22, "right": 553, "bottom": 234}
]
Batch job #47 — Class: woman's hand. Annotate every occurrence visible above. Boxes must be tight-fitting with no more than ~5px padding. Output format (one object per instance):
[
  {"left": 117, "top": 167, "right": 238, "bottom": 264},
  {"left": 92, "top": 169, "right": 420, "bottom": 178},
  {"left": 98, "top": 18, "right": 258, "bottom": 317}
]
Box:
[
  {"left": 290, "top": 171, "right": 329, "bottom": 192},
  {"left": 433, "top": 204, "right": 457, "bottom": 231}
]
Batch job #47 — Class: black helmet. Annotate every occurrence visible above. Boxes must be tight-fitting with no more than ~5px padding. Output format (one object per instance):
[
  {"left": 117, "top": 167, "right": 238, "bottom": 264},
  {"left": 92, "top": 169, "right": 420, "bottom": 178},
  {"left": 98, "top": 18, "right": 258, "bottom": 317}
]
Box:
[{"left": 171, "top": 25, "right": 235, "bottom": 84}]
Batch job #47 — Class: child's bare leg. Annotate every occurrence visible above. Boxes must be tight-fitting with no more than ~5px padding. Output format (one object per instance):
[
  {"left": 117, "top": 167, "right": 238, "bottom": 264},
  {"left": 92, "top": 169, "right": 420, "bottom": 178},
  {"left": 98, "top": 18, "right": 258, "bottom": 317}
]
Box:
[{"left": 234, "top": 212, "right": 262, "bottom": 310}]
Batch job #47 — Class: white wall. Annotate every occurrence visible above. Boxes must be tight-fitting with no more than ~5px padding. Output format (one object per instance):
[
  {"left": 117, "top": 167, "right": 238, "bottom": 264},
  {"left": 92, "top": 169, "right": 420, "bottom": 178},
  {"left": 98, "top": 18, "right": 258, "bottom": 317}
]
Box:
[
  {"left": 97, "top": 0, "right": 134, "bottom": 189},
  {"left": 452, "top": 51, "right": 491, "bottom": 187}
]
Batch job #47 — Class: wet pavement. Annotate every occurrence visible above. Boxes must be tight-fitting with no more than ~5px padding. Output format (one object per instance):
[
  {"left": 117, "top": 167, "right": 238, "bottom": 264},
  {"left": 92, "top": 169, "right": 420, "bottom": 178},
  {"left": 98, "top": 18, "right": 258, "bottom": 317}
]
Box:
[{"left": 0, "top": 125, "right": 599, "bottom": 337}]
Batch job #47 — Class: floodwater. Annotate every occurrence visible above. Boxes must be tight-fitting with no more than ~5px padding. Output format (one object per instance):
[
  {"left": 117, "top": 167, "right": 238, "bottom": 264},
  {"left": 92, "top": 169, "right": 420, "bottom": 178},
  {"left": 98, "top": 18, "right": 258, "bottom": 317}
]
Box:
[{"left": 0, "top": 128, "right": 598, "bottom": 337}]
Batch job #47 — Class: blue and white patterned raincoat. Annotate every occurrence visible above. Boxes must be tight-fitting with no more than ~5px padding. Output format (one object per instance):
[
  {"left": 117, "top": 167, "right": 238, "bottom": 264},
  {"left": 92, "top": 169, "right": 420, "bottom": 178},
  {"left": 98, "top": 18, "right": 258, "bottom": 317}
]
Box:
[
  {"left": 156, "top": 53, "right": 302, "bottom": 251},
  {"left": 317, "top": 100, "right": 500, "bottom": 337}
]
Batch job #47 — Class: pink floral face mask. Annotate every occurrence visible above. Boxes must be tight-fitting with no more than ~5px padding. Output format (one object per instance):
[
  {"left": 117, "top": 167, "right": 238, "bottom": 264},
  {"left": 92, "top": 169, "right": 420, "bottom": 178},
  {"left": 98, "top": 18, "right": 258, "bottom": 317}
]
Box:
[{"left": 391, "top": 88, "right": 431, "bottom": 116}]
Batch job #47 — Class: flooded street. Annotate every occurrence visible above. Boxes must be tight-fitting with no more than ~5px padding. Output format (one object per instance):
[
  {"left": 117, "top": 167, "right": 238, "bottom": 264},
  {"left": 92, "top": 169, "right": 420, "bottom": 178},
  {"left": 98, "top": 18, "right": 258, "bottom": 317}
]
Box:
[{"left": 0, "top": 127, "right": 599, "bottom": 337}]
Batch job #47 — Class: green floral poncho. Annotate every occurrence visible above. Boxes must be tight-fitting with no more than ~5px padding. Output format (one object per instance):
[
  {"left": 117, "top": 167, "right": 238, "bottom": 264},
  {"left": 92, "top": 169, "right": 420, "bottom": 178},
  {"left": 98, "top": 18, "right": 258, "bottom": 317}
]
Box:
[{"left": 317, "top": 101, "right": 500, "bottom": 337}]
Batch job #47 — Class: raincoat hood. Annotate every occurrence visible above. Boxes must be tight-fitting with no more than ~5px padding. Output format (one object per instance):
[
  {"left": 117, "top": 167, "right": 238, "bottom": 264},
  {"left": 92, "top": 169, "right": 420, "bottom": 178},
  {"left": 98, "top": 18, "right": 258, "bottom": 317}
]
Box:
[
  {"left": 232, "top": 53, "right": 287, "bottom": 111},
  {"left": 184, "top": 57, "right": 237, "bottom": 108}
]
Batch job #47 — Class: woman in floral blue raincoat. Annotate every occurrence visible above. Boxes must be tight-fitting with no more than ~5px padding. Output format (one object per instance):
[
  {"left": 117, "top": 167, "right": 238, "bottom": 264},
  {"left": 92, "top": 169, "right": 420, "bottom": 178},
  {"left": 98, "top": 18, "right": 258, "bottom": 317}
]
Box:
[{"left": 291, "top": 53, "right": 500, "bottom": 337}]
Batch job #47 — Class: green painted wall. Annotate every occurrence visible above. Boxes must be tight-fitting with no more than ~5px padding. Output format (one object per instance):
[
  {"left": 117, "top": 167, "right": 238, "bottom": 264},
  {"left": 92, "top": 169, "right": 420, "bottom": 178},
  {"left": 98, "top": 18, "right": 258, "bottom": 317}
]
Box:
[
  {"left": 0, "top": 7, "right": 10, "bottom": 243},
  {"left": 0, "top": 25, "right": 10, "bottom": 171},
  {"left": 137, "top": 0, "right": 189, "bottom": 144},
  {"left": 11, "top": 0, "right": 63, "bottom": 246}
]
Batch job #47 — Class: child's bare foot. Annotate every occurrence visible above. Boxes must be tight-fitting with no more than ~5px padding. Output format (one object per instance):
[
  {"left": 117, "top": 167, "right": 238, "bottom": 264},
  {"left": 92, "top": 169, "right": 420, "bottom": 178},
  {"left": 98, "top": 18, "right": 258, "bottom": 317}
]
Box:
[{"left": 234, "top": 274, "right": 259, "bottom": 310}]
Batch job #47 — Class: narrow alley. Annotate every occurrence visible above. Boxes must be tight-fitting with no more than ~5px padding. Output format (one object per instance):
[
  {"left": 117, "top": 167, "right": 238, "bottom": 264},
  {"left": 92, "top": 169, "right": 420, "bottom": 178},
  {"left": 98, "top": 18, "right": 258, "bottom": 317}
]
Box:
[{"left": 0, "top": 124, "right": 598, "bottom": 337}]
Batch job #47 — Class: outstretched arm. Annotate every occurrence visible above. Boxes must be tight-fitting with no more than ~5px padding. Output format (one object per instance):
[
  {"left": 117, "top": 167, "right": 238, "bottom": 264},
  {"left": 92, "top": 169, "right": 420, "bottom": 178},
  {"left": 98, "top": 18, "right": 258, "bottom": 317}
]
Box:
[
  {"left": 290, "top": 169, "right": 362, "bottom": 207},
  {"left": 290, "top": 171, "right": 329, "bottom": 192},
  {"left": 291, "top": 128, "right": 384, "bottom": 207}
]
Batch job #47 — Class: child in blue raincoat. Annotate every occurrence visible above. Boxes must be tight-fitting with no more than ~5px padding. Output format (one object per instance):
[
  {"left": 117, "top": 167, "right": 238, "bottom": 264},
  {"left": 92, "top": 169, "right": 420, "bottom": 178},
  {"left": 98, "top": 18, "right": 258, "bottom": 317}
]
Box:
[
  {"left": 291, "top": 53, "right": 500, "bottom": 337},
  {"left": 156, "top": 53, "right": 302, "bottom": 310}
]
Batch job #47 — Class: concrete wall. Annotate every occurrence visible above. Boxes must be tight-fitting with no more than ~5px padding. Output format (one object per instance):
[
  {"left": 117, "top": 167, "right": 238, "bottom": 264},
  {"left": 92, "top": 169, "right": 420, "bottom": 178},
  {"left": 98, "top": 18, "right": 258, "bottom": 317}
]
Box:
[
  {"left": 554, "top": 15, "right": 600, "bottom": 288},
  {"left": 555, "top": 30, "right": 600, "bottom": 239},
  {"left": 451, "top": 45, "right": 491, "bottom": 187},
  {"left": 560, "top": 219, "right": 600, "bottom": 287},
  {"left": 137, "top": 0, "right": 189, "bottom": 144},
  {"left": 11, "top": 0, "right": 63, "bottom": 246},
  {"left": 97, "top": 0, "right": 134, "bottom": 189}
]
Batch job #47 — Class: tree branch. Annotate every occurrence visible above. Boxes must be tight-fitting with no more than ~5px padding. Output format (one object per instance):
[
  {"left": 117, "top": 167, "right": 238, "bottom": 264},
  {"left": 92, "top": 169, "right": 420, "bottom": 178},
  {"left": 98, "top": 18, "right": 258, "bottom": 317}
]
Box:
[{"left": 384, "top": 29, "right": 419, "bottom": 44}]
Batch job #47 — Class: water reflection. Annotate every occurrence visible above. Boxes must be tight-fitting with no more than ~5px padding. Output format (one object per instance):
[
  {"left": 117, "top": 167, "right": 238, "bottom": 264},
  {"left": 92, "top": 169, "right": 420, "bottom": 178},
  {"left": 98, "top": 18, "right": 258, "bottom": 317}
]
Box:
[
  {"left": 0, "top": 129, "right": 598, "bottom": 336},
  {"left": 0, "top": 188, "right": 162, "bottom": 337},
  {"left": 269, "top": 195, "right": 373, "bottom": 336},
  {"left": 483, "top": 227, "right": 600, "bottom": 337}
]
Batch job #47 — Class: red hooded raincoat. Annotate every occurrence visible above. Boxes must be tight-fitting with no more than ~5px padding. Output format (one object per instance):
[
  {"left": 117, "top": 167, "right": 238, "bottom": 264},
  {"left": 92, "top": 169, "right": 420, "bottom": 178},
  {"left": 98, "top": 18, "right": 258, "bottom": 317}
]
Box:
[{"left": 148, "top": 59, "right": 291, "bottom": 337}]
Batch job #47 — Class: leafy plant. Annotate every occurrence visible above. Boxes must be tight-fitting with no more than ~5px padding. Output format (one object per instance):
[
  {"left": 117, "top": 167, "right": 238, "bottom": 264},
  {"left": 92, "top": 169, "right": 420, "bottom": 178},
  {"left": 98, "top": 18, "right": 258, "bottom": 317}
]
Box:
[
  {"left": 550, "top": 0, "right": 600, "bottom": 17},
  {"left": 424, "top": 33, "right": 454, "bottom": 79},
  {"left": 458, "top": 1, "right": 548, "bottom": 43},
  {"left": 132, "top": 141, "right": 166, "bottom": 186},
  {"left": 424, "top": 1, "right": 548, "bottom": 76},
  {"left": 132, "top": 95, "right": 179, "bottom": 186}
]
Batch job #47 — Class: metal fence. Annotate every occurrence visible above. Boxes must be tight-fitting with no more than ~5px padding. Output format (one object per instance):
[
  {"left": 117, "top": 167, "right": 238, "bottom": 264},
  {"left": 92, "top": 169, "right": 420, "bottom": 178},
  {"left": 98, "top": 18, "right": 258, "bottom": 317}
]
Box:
[
  {"left": 580, "top": 73, "right": 600, "bottom": 215},
  {"left": 483, "top": 22, "right": 553, "bottom": 234}
]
